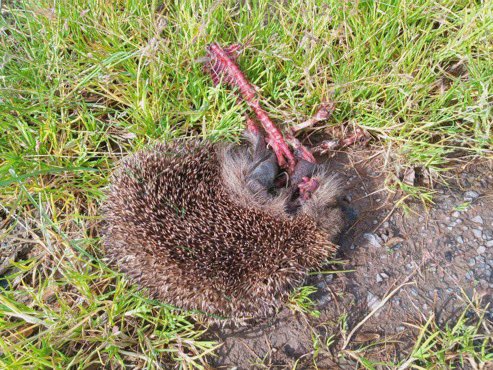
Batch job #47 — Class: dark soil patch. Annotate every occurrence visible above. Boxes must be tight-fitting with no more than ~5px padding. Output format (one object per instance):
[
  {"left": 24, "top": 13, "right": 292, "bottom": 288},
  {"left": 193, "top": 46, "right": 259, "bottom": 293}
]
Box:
[{"left": 209, "top": 147, "right": 493, "bottom": 369}]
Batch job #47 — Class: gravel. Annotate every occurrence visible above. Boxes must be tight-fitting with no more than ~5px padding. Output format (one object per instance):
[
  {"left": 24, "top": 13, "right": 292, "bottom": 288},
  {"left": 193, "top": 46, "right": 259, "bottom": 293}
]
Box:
[
  {"left": 363, "top": 233, "right": 382, "bottom": 248},
  {"left": 472, "top": 215, "right": 484, "bottom": 224},
  {"left": 376, "top": 272, "right": 389, "bottom": 283},
  {"left": 464, "top": 190, "right": 480, "bottom": 200},
  {"left": 477, "top": 246, "right": 486, "bottom": 254},
  {"left": 367, "top": 292, "right": 382, "bottom": 311},
  {"left": 472, "top": 229, "right": 483, "bottom": 239}
]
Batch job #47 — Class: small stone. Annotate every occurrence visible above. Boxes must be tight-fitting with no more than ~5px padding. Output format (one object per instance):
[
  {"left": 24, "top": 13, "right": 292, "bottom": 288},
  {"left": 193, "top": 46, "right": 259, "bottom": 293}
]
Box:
[
  {"left": 383, "top": 222, "right": 390, "bottom": 228},
  {"left": 477, "top": 246, "right": 486, "bottom": 254},
  {"left": 392, "top": 243, "right": 403, "bottom": 250},
  {"left": 465, "top": 271, "right": 473, "bottom": 280},
  {"left": 464, "top": 190, "right": 479, "bottom": 200},
  {"left": 486, "top": 240, "right": 493, "bottom": 248},
  {"left": 472, "top": 216, "right": 484, "bottom": 224},
  {"left": 324, "top": 274, "right": 334, "bottom": 283},
  {"left": 363, "top": 233, "right": 382, "bottom": 248},
  {"left": 396, "top": 326, "right": 405, "bottom": 332},
  {"left": 468, "top": 258, "right": 476, "bottom": 267},
  {"left": 444, "top": 251, "right": 453, "bottom": 262},
  {"left": 367, "top": 292, "right": 382, "bottom": 311},
  {"left": 456, "top": 236, "right": 464, "bottom": 244},
  {"left": 376, "top": 272, "right": 389, "bottom": 283},
  {"left": 472, "top": 229, "right": 483, "bottom": 239},
  {"left": 483, "top": 230, "right": 493, "bottom": 240},
  {"left": 452, "top": 211, "right": 460, "bottom": 218}
]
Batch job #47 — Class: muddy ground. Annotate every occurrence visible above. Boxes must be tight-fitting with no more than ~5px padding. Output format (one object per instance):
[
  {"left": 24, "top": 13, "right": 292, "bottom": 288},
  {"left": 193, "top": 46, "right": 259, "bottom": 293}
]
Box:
[{"left": 210, "top": 144, "right": 493, "bottom": 369}]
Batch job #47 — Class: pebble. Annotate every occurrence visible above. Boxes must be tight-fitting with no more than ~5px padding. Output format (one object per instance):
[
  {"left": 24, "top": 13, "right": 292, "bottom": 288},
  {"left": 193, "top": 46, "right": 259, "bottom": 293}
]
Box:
[
  {"left": 468, "top": 258, "right": 476, "bottom": 267},
  {"left": 465, "top": 271, "right": 473, "bottom": 280},
  {"left": 363, "top": 233, "right": 382, "bottom": 248},
  {"left": 376, "top": 272, "right": 389, "bottom": 283},
  {"left": 367, "top": 292, "right": 382, "bottom": 311},
  {"left": 444, "top": 251, "right": 453, "bottom": 262},
  {"left": 464, "top": 190, "right": 479, "bottom": 200},
  {"left": 456, "top": 236, "right": 464, "bottom": 244},
  {"left": 392, "top": 243, "right": 403, "bottom": 250},
  {"left": 472, "top": 229, "right": 483, "bottom": 239},
  {"left": 486, "top": 240, "right": 493, "bottom": 248},
  {"left": 472, "top": 216, "right": 484, "bottom": 224},
  {"left": 476, "top": 256, "right": 485, "bottom": 264},
  {"left": 452, "top": 211, "right": 460, "bottom": 218},
  {"left": 477, "top": 246, "right": 486, "bottom": 254},
  {"left": 483, "top": 230, "right": 493, "bottom": 240}
]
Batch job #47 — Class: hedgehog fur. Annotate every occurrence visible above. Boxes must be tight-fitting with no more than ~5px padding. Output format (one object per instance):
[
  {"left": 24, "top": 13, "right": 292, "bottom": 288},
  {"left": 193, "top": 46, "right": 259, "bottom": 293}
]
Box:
[{"left": 103, "top": 136, "right": 344, "bottom": 321}]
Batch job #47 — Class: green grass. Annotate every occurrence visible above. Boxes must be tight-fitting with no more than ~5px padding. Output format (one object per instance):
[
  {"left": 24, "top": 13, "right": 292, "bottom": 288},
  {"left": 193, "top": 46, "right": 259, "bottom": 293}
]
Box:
[
  {"left": 1, "top": 0, "right": 492, "bottom": 368},
  {"left": 288, "top": 285, "right": 321, "bottom": 318}
]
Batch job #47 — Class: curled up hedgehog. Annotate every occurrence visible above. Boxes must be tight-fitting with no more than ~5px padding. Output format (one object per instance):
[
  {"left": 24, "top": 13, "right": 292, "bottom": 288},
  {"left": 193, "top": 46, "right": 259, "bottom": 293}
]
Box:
[{"left": 103, "top": 43, "right": 364, "bottom": 321}]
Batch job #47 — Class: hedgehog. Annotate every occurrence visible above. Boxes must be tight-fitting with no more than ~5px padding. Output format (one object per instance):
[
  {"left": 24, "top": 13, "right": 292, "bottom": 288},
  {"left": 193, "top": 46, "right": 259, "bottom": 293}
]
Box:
[{"left": 103, "top": 131, "right": 344, "bottom": 321}]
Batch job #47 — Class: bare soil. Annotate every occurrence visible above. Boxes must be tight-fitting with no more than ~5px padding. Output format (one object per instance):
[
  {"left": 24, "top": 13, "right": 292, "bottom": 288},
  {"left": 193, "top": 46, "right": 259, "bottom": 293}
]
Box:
[{"left": 210, "top": 145, "right": 493, "bottom": 369}]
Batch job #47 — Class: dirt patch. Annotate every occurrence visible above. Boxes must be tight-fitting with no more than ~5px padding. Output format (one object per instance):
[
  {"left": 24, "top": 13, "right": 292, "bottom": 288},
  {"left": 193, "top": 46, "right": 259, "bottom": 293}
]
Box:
[{"left": 209, "top": 147, "right": 493, "bottom": 369}]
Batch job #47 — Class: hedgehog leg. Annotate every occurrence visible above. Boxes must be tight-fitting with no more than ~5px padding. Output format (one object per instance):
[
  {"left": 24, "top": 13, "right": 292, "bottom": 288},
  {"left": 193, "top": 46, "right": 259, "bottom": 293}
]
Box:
[{"left": 204, "top": 42, "right": 297, "bottom": 173}]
